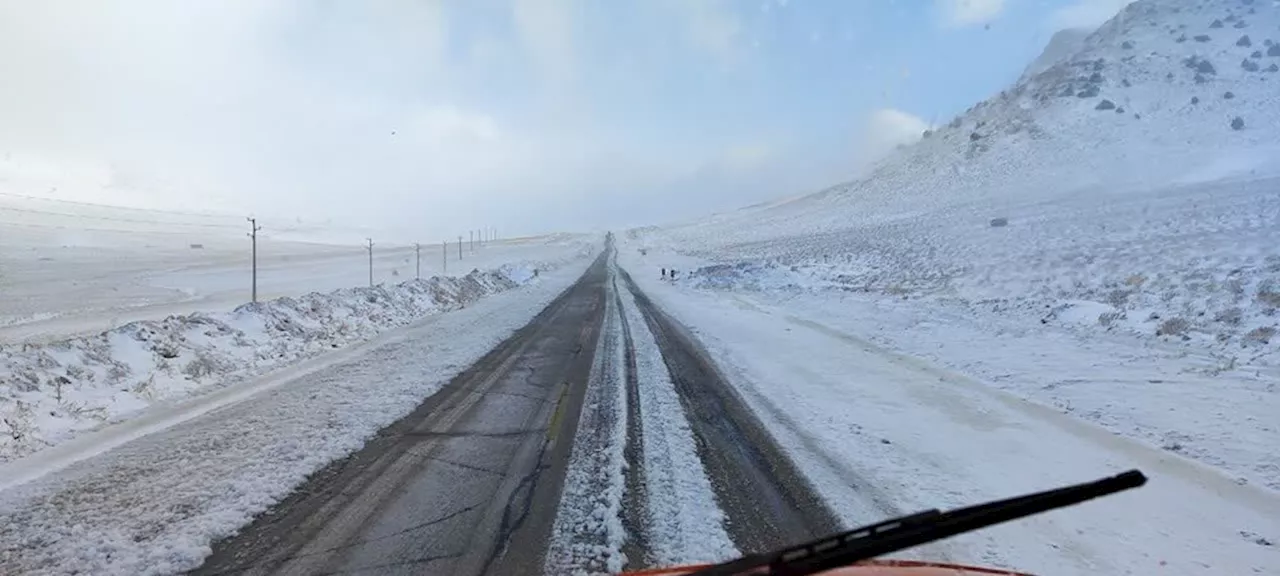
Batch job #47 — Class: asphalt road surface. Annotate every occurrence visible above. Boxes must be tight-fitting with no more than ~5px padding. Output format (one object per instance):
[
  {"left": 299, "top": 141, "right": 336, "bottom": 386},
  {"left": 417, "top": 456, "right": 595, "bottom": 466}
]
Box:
[{"left": 194, "top": 241, "right": 837, "bottom": 576}]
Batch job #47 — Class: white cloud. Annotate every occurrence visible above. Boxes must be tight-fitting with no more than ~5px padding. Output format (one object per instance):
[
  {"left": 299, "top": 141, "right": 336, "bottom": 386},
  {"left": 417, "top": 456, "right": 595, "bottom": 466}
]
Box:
[
  {"left": 0, "top": 0, "right": 847, "bottom": 235},
  {"left": 0, "top": 0, "right": 609, "bottom": 234},
  {"left": 936, "top": 0, "right": 1007, "bottom": 28},
  {"left": 721, "top": 143, "right": 773, "bottom": 171},
  {"left": 1049, "top": 0, "right": 1134, "bottom": 31},
  {"left": 512, "top": 0, "right": 579, "bottom": 103},
  {"left": 674, "top": 0, "right": 744, "bottom": 67},
  {"left": 858, "top": 108, "right": 930, "bottom": 167}
]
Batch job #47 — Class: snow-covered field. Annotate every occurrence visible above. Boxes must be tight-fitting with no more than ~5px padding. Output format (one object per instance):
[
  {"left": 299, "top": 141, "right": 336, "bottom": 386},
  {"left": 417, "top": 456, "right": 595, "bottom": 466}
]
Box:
[
  {"left": 1, "top": 191, "right": 589, "bottom": 343},
  {"left": 617, "top": 261, "right": 1279, "bottom": 574},
  {"left": 0, "top": 258, "right": 597, "bottom": 575},
  {"left": 1, "top": 180, "right": 596, "bottom": 466},
  {"left": 0, "top": 252, "right": 592, "bottom": 466}
]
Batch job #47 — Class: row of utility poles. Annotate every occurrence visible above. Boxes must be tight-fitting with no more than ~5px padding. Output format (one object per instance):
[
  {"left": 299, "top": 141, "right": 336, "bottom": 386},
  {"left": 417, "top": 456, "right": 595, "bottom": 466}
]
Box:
[{"left": 245, "top": 220, "right": 499, "bottom": 304}]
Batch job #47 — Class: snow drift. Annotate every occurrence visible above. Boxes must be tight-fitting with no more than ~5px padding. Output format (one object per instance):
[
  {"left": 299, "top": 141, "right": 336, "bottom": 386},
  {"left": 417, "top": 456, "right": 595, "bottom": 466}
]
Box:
[{"left": 0, "top": 260, "right": 578, "bottom": 463}]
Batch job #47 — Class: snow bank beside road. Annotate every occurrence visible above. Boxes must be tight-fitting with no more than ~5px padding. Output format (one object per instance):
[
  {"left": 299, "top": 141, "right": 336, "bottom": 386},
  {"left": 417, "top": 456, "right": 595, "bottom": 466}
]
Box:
[
  {"left": 0, "top": 255, "right": 597, "bottom": 576},
  {"left": 0, "top": 252, "right": 590, "bottom": 463},
  {"left": 619, "top": 262, "right": 1280, "bottom": 575}
]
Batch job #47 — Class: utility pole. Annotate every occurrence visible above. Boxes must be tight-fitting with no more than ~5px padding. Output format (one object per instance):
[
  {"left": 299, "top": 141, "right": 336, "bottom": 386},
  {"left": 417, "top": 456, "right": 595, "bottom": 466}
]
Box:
[
  {"left": 415, "top": 243, "right": 421, "bottom": 279},
  {"left": 366, "top": 238, "right": 374, "bottom": 287},
  {"left": 458, "top": 236, "right": 463, "bottom": 260},
  {"left": 442, "top": 240, "right": 447, "bottom": 273},
  {"left": 247, "top": 217, "right": 262, "bottom": 303}
]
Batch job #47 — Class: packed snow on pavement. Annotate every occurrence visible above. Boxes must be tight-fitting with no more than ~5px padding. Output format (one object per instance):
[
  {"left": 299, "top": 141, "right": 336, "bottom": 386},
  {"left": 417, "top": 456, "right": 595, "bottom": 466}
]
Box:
[
  {"left": 545, "top": 253, "right": 737, "bottom": 575},
  {"left": 0, "top": 255, "right": 597, "bottom": 576}
]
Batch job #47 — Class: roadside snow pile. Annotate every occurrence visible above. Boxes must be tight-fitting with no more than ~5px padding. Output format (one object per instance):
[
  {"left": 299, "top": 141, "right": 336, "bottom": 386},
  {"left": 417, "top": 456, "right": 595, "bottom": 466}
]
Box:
[{"left": 0, "top": 263, "right": 552, "bottom": 462}]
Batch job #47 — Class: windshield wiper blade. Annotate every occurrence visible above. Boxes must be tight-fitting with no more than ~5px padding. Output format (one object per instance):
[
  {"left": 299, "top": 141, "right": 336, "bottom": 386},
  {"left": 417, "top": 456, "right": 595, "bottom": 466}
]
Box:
[{"left": 688, "top": 469, "right": 1147, "bottom": 576}]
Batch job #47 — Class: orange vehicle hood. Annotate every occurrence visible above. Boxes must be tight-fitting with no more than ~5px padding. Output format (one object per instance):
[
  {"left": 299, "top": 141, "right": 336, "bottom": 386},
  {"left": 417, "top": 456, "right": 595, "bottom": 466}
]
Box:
[{"left": 622, "top": 559, "right": 1032, "bottom": 576}]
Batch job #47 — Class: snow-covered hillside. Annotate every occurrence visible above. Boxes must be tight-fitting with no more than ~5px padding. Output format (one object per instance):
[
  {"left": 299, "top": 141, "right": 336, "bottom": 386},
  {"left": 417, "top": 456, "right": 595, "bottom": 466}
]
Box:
[
  {"left": 627, "top": 0, "right": 1280, "bottom": 491},
  {"left": 1021, "top": 27, "right": 1092, "bottom": 79},
  {"left": 669, "top": 0, "right": 1279, "bottom": 235},
  {"left": 639, "top": 0, "right": 1280, "bottom": 354}
]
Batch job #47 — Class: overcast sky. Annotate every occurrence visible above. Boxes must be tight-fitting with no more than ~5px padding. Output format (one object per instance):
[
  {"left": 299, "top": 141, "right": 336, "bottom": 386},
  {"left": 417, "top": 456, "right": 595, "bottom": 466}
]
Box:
[{"left": 0, "top": 0, "right": 1131, "bottom": 238}]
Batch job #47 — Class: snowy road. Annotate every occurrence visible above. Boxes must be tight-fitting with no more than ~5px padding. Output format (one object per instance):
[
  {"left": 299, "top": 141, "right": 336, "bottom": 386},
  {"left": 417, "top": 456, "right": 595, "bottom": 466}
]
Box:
[
  {"left": 619, "top": 269, "right": 840, "bottom": 551},
  {"left": 194, "top": 252, "right": 611, "bottom": 576},
  {"left": 7, "top": 235, "right": 1275, "bottom": 576},
  {"left": 193, "top": 242, "right": 835, "bottom": 576}
]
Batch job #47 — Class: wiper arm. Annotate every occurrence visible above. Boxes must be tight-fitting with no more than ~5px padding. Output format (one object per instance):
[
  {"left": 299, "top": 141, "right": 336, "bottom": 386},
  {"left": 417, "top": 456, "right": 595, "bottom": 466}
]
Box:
[{"left": 689, "top": 469, "right": 1147, "bottom": 576}]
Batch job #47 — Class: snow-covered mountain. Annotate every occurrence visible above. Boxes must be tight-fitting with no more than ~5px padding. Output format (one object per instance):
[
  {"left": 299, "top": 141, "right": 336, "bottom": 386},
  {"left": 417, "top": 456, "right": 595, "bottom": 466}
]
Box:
[
  {"left": 666, "top": 0, "right": 1280, "bottom": 240},
  {"left": 637, "top": 0, "right": 1280, "bottom": 362},
  {"left": 1021, "top": 27, "right": 1093, "bottom": 79}
]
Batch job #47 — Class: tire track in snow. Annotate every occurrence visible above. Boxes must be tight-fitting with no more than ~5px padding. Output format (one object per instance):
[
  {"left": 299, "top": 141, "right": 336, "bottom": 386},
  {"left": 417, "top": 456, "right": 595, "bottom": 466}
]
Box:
[
  {"left": 619, "top": 268, "right": 841, "bottom": 554},
  {"left": 543, "top": 255, "right": 629, "bottom": 575},
  {"left": 613, "top": 273, "right": 653, "bottom": 571},
  {"left": 616, "top": 267, "right": 737, "bottom": 567}
]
